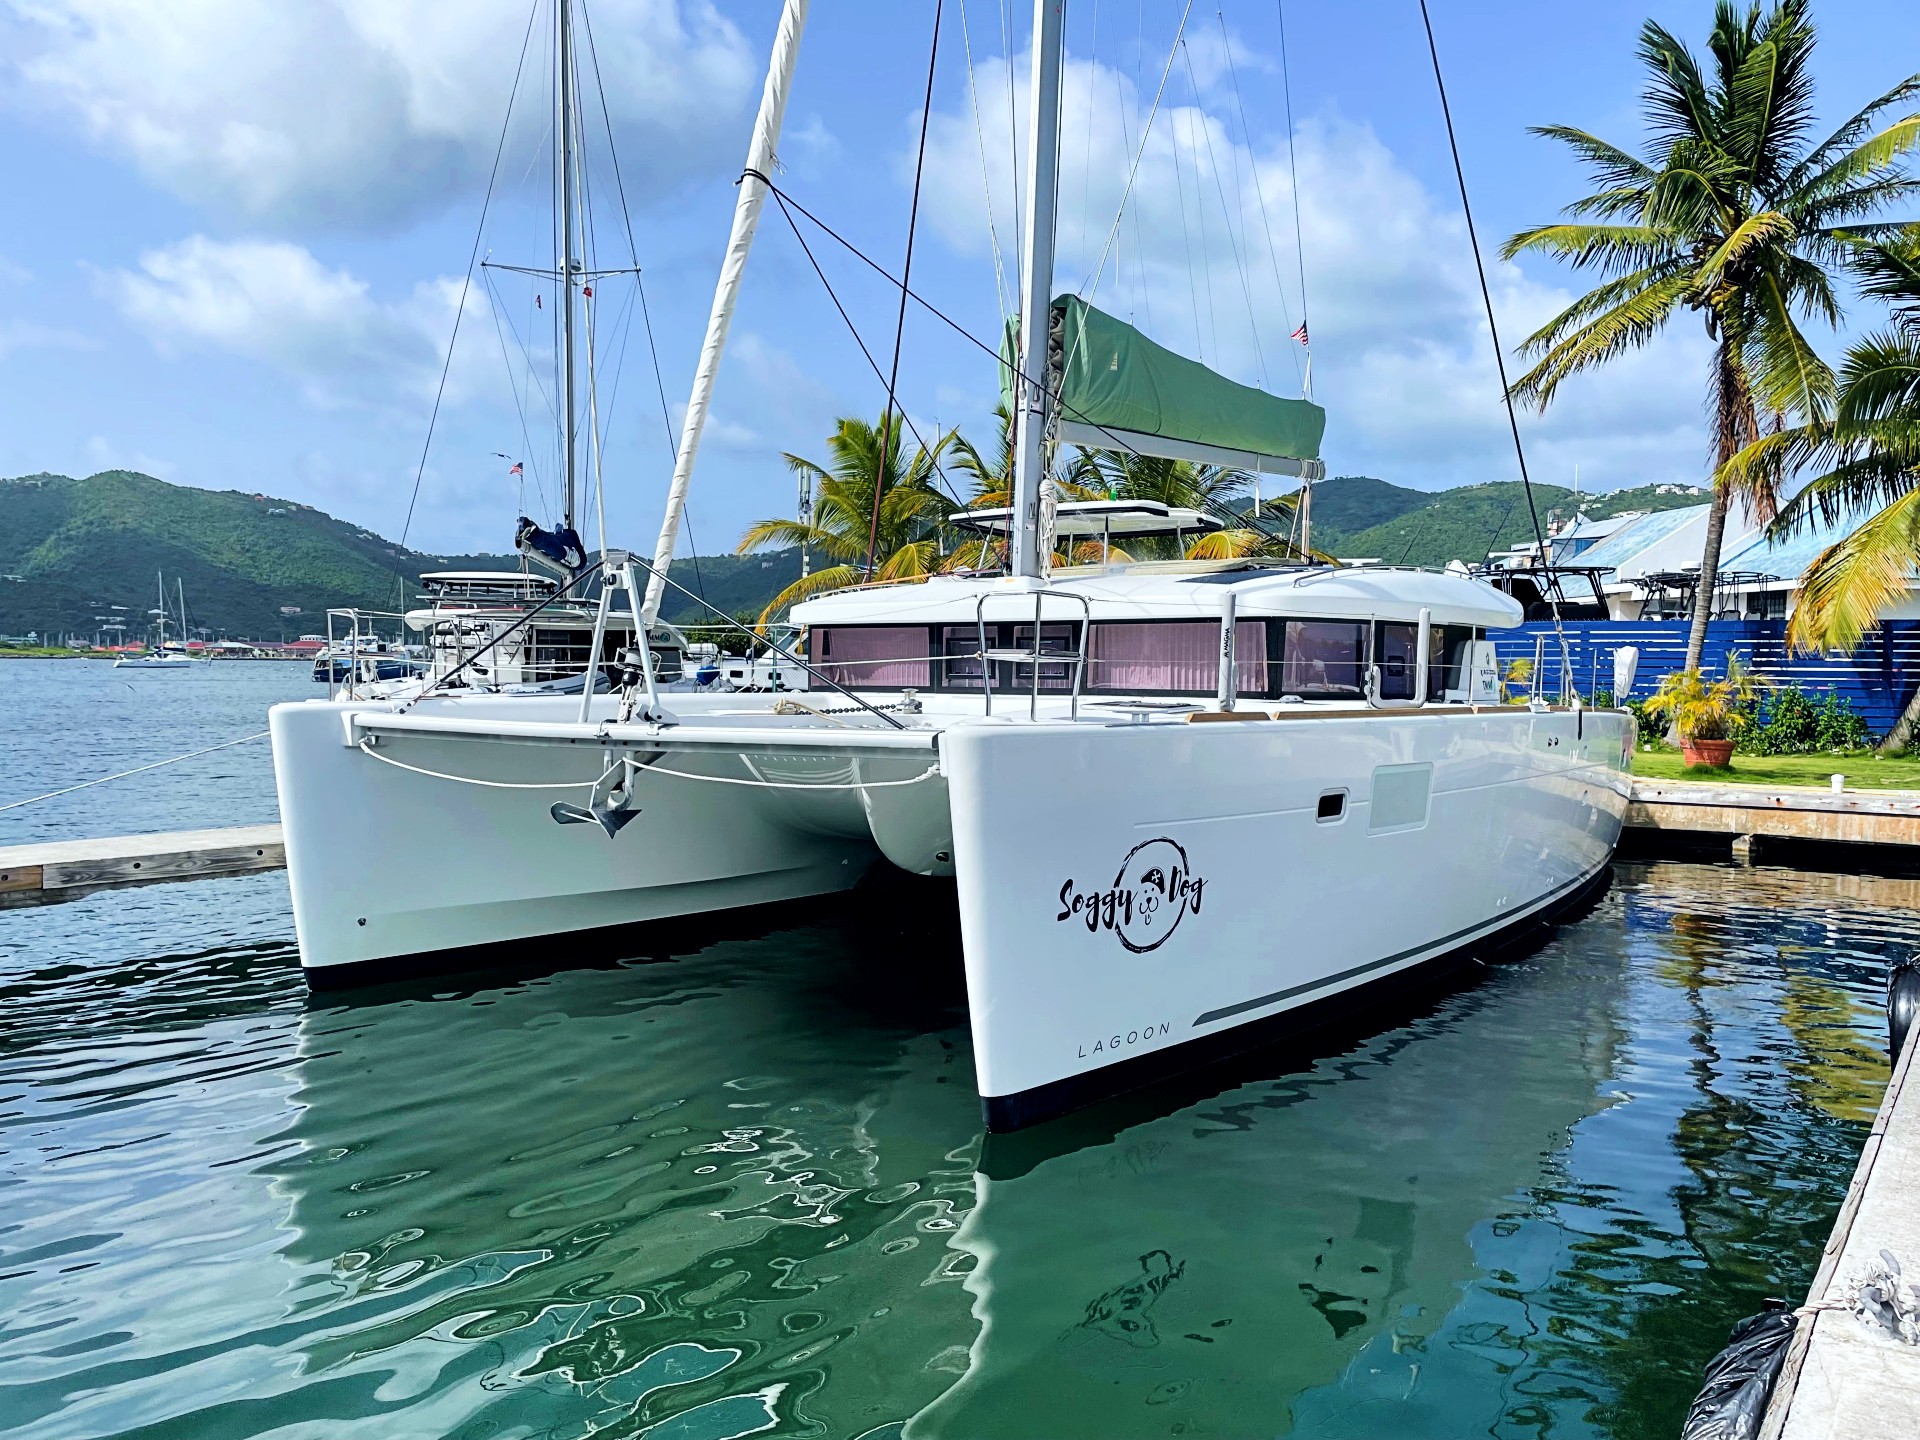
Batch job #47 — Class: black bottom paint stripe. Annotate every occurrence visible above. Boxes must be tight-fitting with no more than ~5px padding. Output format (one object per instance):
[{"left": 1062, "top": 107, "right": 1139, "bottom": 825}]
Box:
[{"left": 1191, "top": 868, "right": 1599, "bottom": 1026}]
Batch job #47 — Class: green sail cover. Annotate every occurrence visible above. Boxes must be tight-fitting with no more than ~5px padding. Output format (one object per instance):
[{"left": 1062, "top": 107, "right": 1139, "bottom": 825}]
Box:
[{"left": 1000, "top": 295, "right": 1326, "bottom": 463}]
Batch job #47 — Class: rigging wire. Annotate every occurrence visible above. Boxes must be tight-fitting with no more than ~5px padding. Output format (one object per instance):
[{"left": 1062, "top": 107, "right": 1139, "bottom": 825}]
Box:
[
  {"left": 1180, "top": 35, "right": 1266, "bottom": 387},
  {"left": 481, "top": 265, "right": 559, "bottom": 522},
  {"left": 1416, "top": 0, "right": 1570, "bottom": 684},
  {"left": 1080, "top": 0, "right": 1194, "bottom": 299},
  {"left": 957, "top": 0, "right": 1013, "bottom": 322},
  {"left": 1219, "top": 7, "right": 1300, "bottom": 390},
  {"left": 579, "top": 0, "right": 705, "bottom": 606},
  {"left": 393, "top": 0, "right": 540, "bottom": 601},
  {"left": 1275, "top": 0, "right": 1311, "bottom": 393},
  {"left": 1169, "top": 102, "right": 1205, "bottom": 361},
  {"left": 766, "top": 189, "right": 968, "bottom": 513},
  {"left": 757, "top": 175, "right": 1309, "bottom": 558},
  {"left": 865, "top": 0, "right": 944, "bottom": 581},
  {"left": 1175, "top": 49, "right": 1221, "bottom": 372}
]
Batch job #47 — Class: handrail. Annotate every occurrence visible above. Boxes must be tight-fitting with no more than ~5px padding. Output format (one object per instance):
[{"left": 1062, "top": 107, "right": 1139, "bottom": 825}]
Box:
[{"left": 973, "top": 590, "right": 1093, "bottom": 720}]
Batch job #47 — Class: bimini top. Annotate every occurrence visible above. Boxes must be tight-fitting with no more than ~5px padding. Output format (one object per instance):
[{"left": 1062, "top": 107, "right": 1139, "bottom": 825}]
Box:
[
  {"left": 1002, "top": 296, "right": 1329, "bottom": 479},
  {"left": 949, "top": 499, "right": 1223, "bottom": 538},
  {"left": 791, "top": 565, "right": 1523, "bottom": 631},
  {"left": 419, "top": 570, "right": 558, "bottom": 599}
]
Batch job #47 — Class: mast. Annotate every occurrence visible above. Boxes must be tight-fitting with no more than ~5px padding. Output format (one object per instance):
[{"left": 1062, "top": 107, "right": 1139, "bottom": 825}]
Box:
[
  {"left": 642, "top": 0, "right": 810, "bottom": 626},
  {"left": 558, "top": 0, "right": 579, "bottom": 534},
  {"left": 1009, "top": 0, "right": 1065, "bottom": 580}
]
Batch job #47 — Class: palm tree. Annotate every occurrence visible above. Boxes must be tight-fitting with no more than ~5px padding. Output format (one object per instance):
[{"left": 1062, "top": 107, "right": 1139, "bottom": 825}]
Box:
[
  {"left": 1501, "top": 1, "right": 1920, "bottom": 676},
  {"left": 1724, "top": 235, "right": 1920, "bottom": 748},
  {"left": 737, "top": 414, "right": 956, "bottom": 624}
]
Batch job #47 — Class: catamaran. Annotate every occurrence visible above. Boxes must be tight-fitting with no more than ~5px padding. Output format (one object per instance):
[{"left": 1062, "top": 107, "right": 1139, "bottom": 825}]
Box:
[{"left": 270, "top": 0, "right": 1632, "bottom": 1129}]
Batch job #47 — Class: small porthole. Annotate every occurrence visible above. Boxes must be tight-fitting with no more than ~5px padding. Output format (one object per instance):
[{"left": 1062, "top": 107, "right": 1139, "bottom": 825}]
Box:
[{"left": 1316, "top": 790, "right": 1347, "bottom": 823}]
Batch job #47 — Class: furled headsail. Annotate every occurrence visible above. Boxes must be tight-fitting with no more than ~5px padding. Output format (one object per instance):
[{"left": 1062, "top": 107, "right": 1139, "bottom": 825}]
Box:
[{"left": 1001, "top": 295, "right": 1327, "bottom": 478}]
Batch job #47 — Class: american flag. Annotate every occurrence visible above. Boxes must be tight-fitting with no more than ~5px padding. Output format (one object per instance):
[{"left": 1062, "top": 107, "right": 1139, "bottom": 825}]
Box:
[
  {"left": 509, "top": 462, "right": 523, "bottom": 476},
  {"left": 1290, "top": 321, "right": 1309, "bottom": 345}
]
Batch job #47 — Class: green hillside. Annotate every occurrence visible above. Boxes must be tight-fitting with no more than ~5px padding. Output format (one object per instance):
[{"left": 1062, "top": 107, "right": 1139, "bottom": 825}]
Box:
[
  {"left": 0, "top": 470, "right": 776, "bottom": 642},
  {"left": 1318, "top": 480, "right": 1707, "bottom": 567},
  {"left": 0, "top": 468, "right": 1712, "bottom": 645}
]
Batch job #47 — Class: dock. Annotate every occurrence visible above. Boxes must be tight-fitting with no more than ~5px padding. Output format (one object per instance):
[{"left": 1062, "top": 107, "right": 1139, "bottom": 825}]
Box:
[
  {"left": 1761, "top": 1025, "right": 1920, "bottom": 1439},
  {"left": 1629, "top": 779, "right": 1920, "bottom": 854},
  {"left": 0, "top": 824, "right": 285, "bottom": 906}
]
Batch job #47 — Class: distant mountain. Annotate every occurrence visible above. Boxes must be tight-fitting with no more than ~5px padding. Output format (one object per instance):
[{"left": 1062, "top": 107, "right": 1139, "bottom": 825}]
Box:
[
  {"left": 0, "top": 468, "right": 1712, "bottom": 644},
  {"left": 1310, "top": 477, "right": 1707, "bottom": 567},
  {"left": 0, "top": 470, "right": 776, "bottom": 642}
]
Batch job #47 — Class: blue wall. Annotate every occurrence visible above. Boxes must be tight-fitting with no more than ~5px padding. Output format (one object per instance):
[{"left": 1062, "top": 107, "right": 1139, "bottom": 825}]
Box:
[{"left": 1494, "top": 619, "right": 1920, "bottom": 735}]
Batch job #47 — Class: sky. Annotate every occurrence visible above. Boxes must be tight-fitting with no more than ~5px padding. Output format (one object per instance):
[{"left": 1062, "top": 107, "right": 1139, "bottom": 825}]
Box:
[{"left": 2, "top": 0, "right": 1918, "bottom": 560}]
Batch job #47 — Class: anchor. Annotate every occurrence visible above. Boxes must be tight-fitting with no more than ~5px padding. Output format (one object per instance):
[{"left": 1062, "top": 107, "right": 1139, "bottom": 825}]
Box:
[{"left": 551, "top": 755, "right": 641, "bottom": 837}]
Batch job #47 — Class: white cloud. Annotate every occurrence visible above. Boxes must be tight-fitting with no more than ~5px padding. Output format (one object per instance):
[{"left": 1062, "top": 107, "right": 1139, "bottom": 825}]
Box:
[
  {"left": 0, "top": 319, "right": 96, "bottom": 361},
  {"left": 99, "top": 235, "right": 482, "bottom": 411},
  {"left": 8, "top": 0, "right": 757, "bottom": 228},
  {"left": 82, "top": 435, "right": 174, "bottom": 478},
  {"left": 918, "top": 48, "right": 1713, "bottom": 495}
]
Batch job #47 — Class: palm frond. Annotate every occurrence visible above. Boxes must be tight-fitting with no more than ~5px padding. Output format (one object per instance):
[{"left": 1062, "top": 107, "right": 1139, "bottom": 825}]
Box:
[
  {"left": 1507, "top": 272, "right": 1693, "bottom": 409},
  {"left": 1787, "top": 487, "right": 1920, "bottom": 655},
  {"left": 1742, "top": 272, "right": 1835, "bottom": 425},
  {"left": 1788, "top": 116, "right": 1920, "bottom": 211},
  {"left": 1783, "top": 72, "right": 1920, "bottom": 193},
  {"left": 755, "top": 564, "right": 863, "bottom": 627},
  {"left": 737, "top": 517, "right": 827, "bottom": 555},
  {"left": 1498, "top": 223, "right": 1677, "bottom": 272}
]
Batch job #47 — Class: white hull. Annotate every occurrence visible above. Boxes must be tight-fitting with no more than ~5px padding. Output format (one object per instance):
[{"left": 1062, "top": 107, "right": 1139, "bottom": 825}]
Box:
[
  {"left": 943, "top": 707, "right": 1629, "bottom": 1126},
  {"left": 270, "top": 691, "right": 1629, "bottom": 1126}
]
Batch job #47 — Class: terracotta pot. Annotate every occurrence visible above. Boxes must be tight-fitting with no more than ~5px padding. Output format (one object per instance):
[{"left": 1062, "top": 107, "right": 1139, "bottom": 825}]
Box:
[{"left": 1681, "top": 737, "right": 1735, "bottom": 768}]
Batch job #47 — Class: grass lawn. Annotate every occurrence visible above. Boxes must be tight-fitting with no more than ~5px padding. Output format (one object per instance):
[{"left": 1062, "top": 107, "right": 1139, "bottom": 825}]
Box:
[{"left": 1632, "top": 746, "right": 1920, "bottom": 791}]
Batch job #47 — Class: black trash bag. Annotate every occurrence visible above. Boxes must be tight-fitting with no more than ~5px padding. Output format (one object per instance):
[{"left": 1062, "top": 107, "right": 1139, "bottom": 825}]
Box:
[
  {"left": 514, "top": 516, "right": 587, "bottom": 574},
  {"left": 1680, "top": 1305, "right": 1797, "bottom": 1440}
]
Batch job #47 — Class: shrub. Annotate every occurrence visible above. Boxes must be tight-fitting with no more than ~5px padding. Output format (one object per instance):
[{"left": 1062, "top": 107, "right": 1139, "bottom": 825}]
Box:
[{"left": 1741, "top": 687, "right": 1871, "bottom": 755}]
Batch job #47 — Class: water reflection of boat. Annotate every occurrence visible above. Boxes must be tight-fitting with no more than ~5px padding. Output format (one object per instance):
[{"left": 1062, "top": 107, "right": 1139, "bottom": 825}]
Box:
[
  {"left": 902, "top": 932, "right": 1627, "bottom": 1440},
  {"left": 268, "top": 906, "right": 988, "bottom": 1439}
]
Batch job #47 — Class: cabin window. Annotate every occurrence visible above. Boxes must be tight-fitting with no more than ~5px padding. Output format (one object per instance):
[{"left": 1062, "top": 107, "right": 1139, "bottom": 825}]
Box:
[
  {"left": 806, "top": 626, "right": 931, "bottom": 688},
  {"left": 1375, "top": 622, "right": 1419, "bottom": 701},
  {"left": 1277, "top": 620, "right": 1365, "bottom": 699},
  {"left": 1086, "top": 621, "right": 1267, "bottom": 695},
  {"left": 1427, "top": 625, "right": 1475, "bottom": 701}
]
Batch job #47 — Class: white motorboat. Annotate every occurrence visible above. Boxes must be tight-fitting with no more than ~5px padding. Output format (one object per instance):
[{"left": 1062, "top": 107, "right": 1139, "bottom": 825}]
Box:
[{"left": 270, "top": 0, "right": 1632, "bottom": 1130}]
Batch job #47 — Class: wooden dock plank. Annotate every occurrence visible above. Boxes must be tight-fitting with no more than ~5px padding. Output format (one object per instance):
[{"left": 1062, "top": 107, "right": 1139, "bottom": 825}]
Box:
[{"left": 0, "top": 824, "right": 284, "bottom": 903}]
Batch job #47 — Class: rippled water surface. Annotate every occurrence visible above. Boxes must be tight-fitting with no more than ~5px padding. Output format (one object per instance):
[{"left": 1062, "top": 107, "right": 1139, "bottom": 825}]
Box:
[{"left": 0, "top": 665, "right": 1908, "bottom": 1437}]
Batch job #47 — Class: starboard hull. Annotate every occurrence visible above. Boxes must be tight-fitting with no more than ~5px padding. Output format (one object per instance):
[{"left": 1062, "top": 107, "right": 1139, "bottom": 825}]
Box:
[{"left": 942, "top": 707, "right": 1633, "bottom": 1128}]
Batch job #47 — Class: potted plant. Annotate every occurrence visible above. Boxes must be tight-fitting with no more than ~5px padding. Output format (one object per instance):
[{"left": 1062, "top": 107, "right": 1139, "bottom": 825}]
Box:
[{"left": 1643, "top": 654, "right": 1770, "bottom": 769}]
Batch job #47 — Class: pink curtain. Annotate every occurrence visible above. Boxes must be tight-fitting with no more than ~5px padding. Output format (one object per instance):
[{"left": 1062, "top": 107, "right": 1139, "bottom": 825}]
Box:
[
  {"left": 1087, "top": 622, "right": 1266, "bottom": 694},
  {"left": 808, "top": 627, "right": 930, "bottom": 688}
]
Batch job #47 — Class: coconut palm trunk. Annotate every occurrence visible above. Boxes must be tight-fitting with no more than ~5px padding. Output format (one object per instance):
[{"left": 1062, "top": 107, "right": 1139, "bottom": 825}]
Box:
[{"left": 1685, "top": 337, "right": 1760, "bottom": 675}]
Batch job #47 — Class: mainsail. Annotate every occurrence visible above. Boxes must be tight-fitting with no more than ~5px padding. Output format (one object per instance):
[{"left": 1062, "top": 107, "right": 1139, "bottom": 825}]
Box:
[{"left": 1002, "top": 295, "right": 1328, "bottom": 479}]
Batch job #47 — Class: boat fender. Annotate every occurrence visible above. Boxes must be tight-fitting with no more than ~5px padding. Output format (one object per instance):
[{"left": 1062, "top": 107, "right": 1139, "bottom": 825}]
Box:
[
  {"left": 1889, "top": 958, "right": 1920, "bottom": 1059},
  {"left": 1678, "top": 1302, "right": 1795, "bottom": 1440}
]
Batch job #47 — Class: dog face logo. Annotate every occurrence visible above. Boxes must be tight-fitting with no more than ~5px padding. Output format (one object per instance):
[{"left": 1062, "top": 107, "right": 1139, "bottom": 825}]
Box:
[{"left": 1056, "top": 839, "right": 1206, "bottom": 953}]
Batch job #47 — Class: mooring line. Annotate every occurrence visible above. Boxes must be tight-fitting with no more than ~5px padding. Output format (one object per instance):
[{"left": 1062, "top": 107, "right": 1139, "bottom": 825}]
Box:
[{"left": 0, "top": 731, "right": 271, "bottom": 814}]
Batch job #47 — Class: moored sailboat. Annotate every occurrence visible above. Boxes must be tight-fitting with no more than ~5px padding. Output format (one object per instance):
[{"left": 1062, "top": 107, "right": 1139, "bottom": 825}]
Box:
[{"left": 270, "top": 0, "right": 1632, "bottom": 1130}]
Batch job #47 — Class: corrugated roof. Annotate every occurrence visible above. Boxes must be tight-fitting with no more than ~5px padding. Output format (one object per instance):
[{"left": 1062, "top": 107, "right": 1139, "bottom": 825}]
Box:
[
  {"left": 1575, "top": 505, "right": 1707, "bottom": 573},
  {"left": 1720, "top": 503, "right": 1877, "bottom": 580}
]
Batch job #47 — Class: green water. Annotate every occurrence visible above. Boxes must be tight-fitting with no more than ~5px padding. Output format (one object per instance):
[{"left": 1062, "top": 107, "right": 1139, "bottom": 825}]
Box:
[{"left": 0, "top": 858, "right": 1903, "bottom": 1439}]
